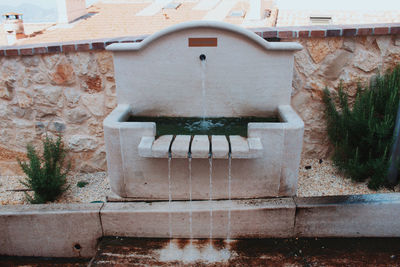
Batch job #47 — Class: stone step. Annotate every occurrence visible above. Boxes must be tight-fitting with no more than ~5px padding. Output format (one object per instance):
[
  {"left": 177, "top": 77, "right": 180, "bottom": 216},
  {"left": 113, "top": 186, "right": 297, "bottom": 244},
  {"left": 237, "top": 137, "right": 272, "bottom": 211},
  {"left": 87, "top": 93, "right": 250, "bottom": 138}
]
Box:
[
  {"left": 171, "top": 135, "right": 191, "bottom": 158},
  {"left": 191, "top": 135, "right": 210, "bottom": 158},
  {"left": 150, "top": 135, "right": 174, "bottom": 158},
  {"left": 138, "top": 135, "right": 263, "bottom": 159}
]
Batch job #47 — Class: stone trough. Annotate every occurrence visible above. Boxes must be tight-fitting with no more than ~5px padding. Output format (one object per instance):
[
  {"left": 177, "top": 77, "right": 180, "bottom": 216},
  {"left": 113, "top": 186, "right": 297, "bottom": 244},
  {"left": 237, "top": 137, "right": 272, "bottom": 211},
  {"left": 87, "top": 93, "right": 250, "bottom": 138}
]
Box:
[{"left": 103, "top": 21, "right": 304, "bottom": 237}]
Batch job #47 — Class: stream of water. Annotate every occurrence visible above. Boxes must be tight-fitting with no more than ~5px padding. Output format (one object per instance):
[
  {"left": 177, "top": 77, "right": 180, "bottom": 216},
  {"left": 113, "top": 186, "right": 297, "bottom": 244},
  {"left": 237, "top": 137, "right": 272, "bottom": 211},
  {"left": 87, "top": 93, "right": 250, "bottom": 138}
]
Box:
[
  {"left": 209, "top": 156, "right": 213, "bottom": 243},
  {"left": 188, "top": 156, "right": 193, "bottom": 240},
  {"left": 202, "top": 56, "right": 214, "bottom": 245},
  {"left": 162, "top": 56, "right": 233, "bottom": 262},
  {"left": 227, "top": 153, "right": 232, "bottom": 241},
  {"left": 168, "top": 156, "right": 172, "bottom": 247},
  {"left": 201, "top": 59, "right": 207, "bottom": 121}
]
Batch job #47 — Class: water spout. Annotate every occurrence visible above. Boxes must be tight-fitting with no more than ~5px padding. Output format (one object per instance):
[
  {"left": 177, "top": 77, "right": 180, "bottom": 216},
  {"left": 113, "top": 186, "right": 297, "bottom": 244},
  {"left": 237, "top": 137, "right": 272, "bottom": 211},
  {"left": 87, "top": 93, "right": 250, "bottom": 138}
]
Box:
[{"left": 199, "top": 54, "right": 206, "bottom": 61}]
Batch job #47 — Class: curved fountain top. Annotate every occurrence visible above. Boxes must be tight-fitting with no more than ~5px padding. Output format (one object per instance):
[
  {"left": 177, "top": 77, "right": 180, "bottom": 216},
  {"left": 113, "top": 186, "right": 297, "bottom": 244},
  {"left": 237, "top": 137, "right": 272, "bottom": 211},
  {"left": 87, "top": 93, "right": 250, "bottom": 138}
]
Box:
[
  {"left": 106, "top": 20, "right": 303, "bottom": 117},
  {"left": 107, "top": 21, "right": 303, "bottom": 52}
]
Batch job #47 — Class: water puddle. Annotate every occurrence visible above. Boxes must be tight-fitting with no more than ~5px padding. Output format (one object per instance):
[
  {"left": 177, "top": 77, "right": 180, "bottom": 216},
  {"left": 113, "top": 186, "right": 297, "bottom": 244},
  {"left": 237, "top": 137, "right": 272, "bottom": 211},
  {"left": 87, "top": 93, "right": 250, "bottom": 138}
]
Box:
[{"left": 158, "top": 239, "right": 232, "bottom": 263}]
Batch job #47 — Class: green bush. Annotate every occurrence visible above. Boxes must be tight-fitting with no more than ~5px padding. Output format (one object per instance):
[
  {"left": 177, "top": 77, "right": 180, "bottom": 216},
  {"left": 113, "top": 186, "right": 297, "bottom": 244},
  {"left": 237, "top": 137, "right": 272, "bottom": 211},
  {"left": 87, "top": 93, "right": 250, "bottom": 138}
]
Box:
[
  {"left": 77, "top": 181, "right": 89, "bottom": 188},
  {"left": 323, "top": 66, "right": 400, "bottom": 189},
  {"left": 18, "top": 135, "right": 70, "bottom": 204}
]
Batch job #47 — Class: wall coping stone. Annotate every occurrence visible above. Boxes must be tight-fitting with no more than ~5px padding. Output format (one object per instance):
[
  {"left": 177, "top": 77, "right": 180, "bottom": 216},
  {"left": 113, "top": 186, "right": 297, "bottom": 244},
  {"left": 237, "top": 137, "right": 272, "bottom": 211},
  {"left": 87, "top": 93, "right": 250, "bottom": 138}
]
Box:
[
  {"left": 0, "top": 22, "right": 399, "bottom": 57},
  {"left": 1, "top": 193, "right": 400, "bottom": 257}
]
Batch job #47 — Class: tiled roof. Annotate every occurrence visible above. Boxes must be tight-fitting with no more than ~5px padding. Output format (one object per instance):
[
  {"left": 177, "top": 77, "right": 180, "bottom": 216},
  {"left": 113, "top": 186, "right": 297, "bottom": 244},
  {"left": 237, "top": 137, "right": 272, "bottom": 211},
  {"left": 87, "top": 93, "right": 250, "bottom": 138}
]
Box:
[
  {"left": 277, "top": 10, "right": 400, "bottom": 27},
  {"left": 4, "top": 1, "right": 399, "bottom": 47},
  {"left": 16, "top": 2, "right": 276, "bottom": 45}
]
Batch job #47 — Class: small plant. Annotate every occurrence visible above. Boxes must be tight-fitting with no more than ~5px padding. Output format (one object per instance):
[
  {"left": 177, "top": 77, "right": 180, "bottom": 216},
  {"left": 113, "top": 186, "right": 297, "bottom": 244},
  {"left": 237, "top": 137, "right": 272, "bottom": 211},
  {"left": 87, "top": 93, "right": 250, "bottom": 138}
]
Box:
[
  {"left": 77, "top": 181, "right": 89, "bottom": 188},
  {"left": 18, "top": 135, "right": 70, "bottom": 204},
  {"left": 323, "top": 65, "right": 400, "bottom": 189}
]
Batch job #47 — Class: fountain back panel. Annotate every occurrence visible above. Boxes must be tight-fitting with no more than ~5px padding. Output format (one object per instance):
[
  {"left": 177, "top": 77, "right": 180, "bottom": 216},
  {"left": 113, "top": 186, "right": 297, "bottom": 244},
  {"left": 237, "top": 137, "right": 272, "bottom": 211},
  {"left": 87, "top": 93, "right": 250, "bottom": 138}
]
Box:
[{"left": 104, "top": 21, "right": 304, "bottom": 200}]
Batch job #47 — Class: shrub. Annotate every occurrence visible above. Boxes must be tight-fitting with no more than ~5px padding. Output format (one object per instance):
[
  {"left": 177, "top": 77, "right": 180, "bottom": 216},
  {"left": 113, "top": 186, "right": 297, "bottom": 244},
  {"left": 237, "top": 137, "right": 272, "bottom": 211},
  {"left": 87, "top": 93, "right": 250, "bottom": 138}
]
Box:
[
  {"left": 77, "top": 181, "right": 89, "bottom": 188},
  {"left": 323, "top": 65, "right": 400, "bottom": 189},
  {"left": 18, "top": 135, "right": 70, "bottom": 204}
]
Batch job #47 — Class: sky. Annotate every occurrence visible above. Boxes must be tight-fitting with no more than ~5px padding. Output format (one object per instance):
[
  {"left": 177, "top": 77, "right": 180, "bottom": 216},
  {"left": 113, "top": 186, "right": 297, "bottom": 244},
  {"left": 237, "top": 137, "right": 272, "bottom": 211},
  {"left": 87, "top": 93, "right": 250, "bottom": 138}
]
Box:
[
  {"left": 0, "top": 0, "right": 99, "bottom": 8},
  {"left": 0, "top": 0, "right": 100, "bottom": 22},
  {"left": 1, "top": 0, "right": 400, "bottom": 21},
  {"left": 1, "top": 0, "right": 400, "bottom": 10}
]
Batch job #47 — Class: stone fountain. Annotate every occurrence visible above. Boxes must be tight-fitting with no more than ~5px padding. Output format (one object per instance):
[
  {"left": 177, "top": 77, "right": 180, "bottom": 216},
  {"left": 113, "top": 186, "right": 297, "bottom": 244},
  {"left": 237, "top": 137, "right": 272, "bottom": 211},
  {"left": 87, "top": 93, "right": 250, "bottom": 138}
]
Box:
[{"left": 103, "top": 21, "right": 303, "bottom": 240}]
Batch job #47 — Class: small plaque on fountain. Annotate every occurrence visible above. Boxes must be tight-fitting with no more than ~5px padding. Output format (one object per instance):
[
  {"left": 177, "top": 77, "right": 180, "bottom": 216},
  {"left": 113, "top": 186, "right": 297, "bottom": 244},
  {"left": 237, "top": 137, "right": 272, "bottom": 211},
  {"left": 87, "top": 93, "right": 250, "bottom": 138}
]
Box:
[{"left": 188, "top": 37, "right": 218, "bottom": 47}]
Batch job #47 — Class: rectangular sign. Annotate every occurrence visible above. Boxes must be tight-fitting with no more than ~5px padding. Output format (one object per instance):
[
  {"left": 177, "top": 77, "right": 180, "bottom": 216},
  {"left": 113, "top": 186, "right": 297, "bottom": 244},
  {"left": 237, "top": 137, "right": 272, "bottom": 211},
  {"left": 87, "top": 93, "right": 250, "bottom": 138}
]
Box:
[{"left": 188, "top": 37, "right": 218, "bottom": 47}]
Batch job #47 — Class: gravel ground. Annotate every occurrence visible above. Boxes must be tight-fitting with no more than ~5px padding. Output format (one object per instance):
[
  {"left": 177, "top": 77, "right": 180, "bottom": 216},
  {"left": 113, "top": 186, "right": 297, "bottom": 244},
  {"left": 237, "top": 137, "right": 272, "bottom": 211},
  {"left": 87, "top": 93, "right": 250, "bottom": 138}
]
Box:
[
  {"left": 0, "top": 172, "right": 110, "bottom": 205},
  {"left": 297, "top": 159, "right": 400, "bottom": 197},
  {"left": 1, "top": 159, "right": 399, "bottom": 205}
]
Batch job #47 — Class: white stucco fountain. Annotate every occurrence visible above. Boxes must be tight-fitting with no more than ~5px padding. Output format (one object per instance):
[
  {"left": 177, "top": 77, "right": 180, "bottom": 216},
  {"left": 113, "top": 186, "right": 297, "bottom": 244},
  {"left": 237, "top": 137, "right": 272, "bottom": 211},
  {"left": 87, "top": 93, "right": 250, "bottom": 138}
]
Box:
[{"left": 103, "top": 21, "right": 304, "bottom": 243}]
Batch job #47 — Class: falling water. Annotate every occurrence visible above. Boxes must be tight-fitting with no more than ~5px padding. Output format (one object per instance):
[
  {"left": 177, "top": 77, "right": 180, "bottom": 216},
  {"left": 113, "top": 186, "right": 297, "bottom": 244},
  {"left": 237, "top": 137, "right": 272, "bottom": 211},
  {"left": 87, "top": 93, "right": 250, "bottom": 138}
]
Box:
[
  {"left": 227, "top": 153, "right": 232, "bottom": 241},
  {"left": 181, "top": 155, "right": 202, "bottom": 262},
  {"left": 198, "top": 55, "right": 215, "bottom": 132},
  {"left": 168, "top": 156, "right": 172, "bottom": 246},
  {"left": 188, "top": 156, "right": 193, "bottom": 240},
  {"left": 201, "top": 59, "right": 207, "bottom": 122},
  {"left": 209, "top": 156, "right": 213, "bottom": 243}
]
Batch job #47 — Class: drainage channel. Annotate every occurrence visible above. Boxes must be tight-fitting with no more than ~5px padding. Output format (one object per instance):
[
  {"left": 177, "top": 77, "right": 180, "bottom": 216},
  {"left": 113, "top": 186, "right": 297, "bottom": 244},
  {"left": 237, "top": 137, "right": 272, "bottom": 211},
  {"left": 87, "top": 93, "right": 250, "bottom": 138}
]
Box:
[{"left": 87, "top": 237, "right": 400, "bottom": 266}]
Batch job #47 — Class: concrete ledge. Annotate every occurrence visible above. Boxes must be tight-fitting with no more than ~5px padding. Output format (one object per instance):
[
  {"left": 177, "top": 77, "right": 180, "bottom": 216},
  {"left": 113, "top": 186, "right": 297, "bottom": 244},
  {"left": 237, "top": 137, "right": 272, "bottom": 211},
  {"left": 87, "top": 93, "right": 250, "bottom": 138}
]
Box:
[
  {"left": 1, "top": 193, "right": 400, "bottom": 257},
  {"left": 0, "top": 203, "right": 103, "bottom": 258},
  {"left": 101, "top": 198, "right": 296, "bottom": 238},
  {"left": 294, "top": 193, "right": 400, "bottom": 237}
]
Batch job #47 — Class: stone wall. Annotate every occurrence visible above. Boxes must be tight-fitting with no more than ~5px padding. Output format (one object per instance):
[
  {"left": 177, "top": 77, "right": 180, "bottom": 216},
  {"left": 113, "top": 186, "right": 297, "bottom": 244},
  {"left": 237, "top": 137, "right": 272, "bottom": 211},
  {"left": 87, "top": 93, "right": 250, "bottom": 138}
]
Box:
[
  {"left": 0, "top": 24, "right": 399, "bottom": 174},
  {"left": 291, "top": 34, "right": 400, "bottom": 157},
  {"left": 0, "top": 51, "right": 116, "bottom": 174}
]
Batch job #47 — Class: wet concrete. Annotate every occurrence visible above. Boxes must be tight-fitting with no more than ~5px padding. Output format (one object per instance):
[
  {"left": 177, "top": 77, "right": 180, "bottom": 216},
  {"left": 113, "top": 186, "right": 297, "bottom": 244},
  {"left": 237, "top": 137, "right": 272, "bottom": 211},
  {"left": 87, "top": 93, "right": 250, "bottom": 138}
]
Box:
[
  {"left": 295, "top": 193, "right": 400, "bottom": 205},
  {"left": 90, "top": 237, "right": 400, "bottom": 266},
  {"left": 0, "top": 256, "right": 90, "bottom": 267}
]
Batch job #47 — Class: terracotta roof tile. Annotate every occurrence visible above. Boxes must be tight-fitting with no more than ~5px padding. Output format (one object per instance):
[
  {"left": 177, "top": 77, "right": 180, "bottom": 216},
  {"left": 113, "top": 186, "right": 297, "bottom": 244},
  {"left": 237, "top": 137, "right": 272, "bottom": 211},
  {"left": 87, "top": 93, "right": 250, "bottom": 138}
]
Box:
[{"left": 17, "top": 2, "right": 274, "bottom": 45}]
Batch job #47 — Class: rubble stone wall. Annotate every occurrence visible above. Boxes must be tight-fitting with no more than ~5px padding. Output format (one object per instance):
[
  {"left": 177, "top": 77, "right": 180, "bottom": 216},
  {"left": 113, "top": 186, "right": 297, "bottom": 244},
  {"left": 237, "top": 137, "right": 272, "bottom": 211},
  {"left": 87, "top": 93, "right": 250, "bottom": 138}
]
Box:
[
  {"left": 0, "top": 25, "right": 399, "bottom": 174},
  {"left": 0, "top": 51, "right": 116, "bottom": 174},
  {"left": 291, "top": 34, "right": 400, "bottom": 158}
]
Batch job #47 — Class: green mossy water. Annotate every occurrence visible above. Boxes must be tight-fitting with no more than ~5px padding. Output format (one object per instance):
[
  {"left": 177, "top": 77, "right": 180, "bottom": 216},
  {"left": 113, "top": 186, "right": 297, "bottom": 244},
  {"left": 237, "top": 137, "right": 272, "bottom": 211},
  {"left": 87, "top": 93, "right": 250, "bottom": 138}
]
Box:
[{"left": 126, "top": 116, "right": 279, "bottom": 137}]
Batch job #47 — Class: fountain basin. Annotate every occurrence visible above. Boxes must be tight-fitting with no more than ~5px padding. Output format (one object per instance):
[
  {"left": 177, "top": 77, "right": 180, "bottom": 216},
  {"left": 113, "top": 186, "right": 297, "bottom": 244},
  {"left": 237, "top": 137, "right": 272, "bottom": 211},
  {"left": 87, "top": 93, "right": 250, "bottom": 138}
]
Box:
[{"left": 104, "top": 104, "right": 303, "bottom": 199}]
